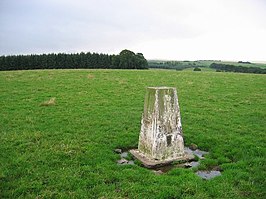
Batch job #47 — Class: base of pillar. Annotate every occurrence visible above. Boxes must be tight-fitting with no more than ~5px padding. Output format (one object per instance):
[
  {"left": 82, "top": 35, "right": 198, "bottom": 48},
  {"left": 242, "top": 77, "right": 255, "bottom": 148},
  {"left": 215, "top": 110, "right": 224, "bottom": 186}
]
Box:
[{"left": 129, "top": 149, "right": 195, "bottom": 169}]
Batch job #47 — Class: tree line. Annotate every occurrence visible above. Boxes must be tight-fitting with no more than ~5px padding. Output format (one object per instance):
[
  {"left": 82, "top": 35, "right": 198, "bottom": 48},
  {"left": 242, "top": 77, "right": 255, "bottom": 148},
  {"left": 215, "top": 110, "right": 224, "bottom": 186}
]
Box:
[
  {"left": 210, "top": 63, "right": 266, "bottom": 74},
  {"left": 0, "top": 49, "right": 148, "bottom": 71},
  {"left": 148, "top": 61, "right": 206, "bottom": 70}
]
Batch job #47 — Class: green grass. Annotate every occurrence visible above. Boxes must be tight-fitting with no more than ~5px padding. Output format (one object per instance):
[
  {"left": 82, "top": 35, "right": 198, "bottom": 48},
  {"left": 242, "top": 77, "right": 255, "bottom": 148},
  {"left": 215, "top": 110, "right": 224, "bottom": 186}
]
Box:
[
  {"left": 0, "top": 69, "right": 265, "bottom": 198},
  {"left": 183, "top": 67, "right": 216, "bottom": 72}
]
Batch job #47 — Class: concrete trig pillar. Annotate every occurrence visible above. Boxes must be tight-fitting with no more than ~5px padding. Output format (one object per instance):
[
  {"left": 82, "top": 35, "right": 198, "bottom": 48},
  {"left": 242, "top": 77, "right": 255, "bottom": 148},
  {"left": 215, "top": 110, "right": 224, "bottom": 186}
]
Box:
[{"left": 130, "top": 87, "right": 193, "bottom": 168}]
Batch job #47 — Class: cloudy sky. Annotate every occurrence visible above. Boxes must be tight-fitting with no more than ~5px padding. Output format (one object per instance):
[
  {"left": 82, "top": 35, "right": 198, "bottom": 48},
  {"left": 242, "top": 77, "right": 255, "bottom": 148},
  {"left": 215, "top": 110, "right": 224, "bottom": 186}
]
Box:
[{"left": 0, "top": 0, "right": 265, "bottom": 61}]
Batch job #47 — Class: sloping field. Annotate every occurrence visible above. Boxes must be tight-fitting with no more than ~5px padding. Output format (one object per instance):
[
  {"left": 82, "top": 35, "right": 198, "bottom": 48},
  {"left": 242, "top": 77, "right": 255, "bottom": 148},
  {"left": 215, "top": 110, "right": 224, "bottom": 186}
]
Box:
[{"left": 0, "top": 69, "right": 265, "bottom": 198}]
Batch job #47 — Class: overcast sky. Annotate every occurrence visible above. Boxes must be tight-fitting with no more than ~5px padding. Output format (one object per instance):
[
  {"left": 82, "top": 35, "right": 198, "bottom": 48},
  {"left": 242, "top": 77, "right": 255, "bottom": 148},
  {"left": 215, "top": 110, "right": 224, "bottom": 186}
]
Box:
[{"left": 0, "top": 0, "right": 265, "bottom": 61}]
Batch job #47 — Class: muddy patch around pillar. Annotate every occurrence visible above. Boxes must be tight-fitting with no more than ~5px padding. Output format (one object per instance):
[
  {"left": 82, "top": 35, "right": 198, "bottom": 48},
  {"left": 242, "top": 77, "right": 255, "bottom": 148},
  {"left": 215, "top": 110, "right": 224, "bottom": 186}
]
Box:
[{"left": 115, "top": 146, "right": 222, "bottom": 180}]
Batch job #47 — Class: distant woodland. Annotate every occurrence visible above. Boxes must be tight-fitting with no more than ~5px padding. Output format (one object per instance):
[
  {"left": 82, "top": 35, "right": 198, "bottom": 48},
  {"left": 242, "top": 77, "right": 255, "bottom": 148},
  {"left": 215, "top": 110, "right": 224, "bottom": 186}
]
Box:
[
  {"left": 148, "top": 60, "right": 266, "bottom": 74},
  {"left": 148, "top": 60, "right": 203, "bottom": 70},
  {"left": 210, "top": 63, "right": 266, "bottom": 74},
  {"left": 0, "top": 49, "right": 148, "bottom": 71}
]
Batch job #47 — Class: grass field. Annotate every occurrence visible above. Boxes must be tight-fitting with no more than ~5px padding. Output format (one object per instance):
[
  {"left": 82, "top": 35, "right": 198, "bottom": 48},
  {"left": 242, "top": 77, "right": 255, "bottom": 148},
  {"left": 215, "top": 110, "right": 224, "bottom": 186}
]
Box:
[{"left": 0, "top": 69, "right": 265, "bottom": 198}]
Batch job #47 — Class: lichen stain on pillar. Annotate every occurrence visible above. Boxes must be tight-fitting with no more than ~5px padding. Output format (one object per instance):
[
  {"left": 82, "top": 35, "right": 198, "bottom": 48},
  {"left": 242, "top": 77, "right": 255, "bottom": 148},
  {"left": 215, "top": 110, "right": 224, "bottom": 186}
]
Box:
[{"left": 138, "top": 87, "right": 185, "bottom": 161}]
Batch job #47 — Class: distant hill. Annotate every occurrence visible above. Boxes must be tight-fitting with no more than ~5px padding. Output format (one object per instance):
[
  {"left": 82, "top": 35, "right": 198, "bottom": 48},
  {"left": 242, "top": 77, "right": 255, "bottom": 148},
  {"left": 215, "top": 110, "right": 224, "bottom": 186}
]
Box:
[{"left": 148, "top": 60, "right": 266, "bottom": 73}]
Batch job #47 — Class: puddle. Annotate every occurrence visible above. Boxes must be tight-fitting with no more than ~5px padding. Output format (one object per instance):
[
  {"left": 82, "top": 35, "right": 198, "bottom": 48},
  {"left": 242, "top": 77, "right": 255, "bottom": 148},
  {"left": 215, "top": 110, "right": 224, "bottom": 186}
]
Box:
[
  {"left": 115, "top": 149, "right": 135, "bottom": 165},
  {"left": 117, "top": 158, "right": 134, "bottom": 165},
  {"left": 115, "top": 147, "right": 221, "bottom": 179},
  {"left": 185, "top": 147, "right": 209, "bottom": 159},
  {"left": 196, "top": 170, "right": 222, "bottom": 180},
  {"left": 193, "top": 149, "right": 209, "bottom": 159},
  {"left": 115, "top": 147, "right": 204, "bottom": 169},
  {"left": 184, "top": 161, "right": 200, "bottom": 168},
  {"left": 121, "top": 152, "right": 128, "bottom": 158}
]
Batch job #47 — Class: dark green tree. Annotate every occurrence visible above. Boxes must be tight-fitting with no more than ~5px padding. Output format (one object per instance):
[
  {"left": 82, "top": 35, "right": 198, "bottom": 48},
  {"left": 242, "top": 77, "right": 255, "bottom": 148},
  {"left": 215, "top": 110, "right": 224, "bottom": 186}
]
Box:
[{"left": 0, "top": 50, "right": 148, "bottom": 71}]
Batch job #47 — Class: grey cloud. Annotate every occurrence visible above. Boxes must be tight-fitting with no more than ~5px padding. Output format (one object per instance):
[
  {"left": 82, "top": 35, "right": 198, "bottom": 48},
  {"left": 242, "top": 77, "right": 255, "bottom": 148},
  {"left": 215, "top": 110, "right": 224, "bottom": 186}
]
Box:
[
  {"left": 0, "top": 0, "right": 202, "bottom": 55},
  {"left": 0, "top": 0, "right": 265, "bottom": 60}
]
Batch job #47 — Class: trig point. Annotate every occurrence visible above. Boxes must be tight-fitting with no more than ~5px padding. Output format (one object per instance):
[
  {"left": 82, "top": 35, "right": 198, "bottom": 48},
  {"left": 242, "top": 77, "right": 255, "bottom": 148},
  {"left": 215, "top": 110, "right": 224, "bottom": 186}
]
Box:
[{"left": 130, "top": 87, "right": 194, "bottom": 168}]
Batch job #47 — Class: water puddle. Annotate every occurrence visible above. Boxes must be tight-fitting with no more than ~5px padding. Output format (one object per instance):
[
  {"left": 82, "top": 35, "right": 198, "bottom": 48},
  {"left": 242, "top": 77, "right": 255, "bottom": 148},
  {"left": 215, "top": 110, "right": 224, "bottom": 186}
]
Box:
[
  {"left": 115, "top": 149, "right": 135, "bottom": 165},
  {"left": 184, "top": 161, "right": 200, "bottom": 168},
  {"left": 185, "top": 147, "right": 209, "bottom": 159},
  {"left": 115, "top": 147, "right": 221, "bottom": 180},
  {"left": 120, "top": 152, "right": 128, "bottom": 158},
  {"left": 196, "top": 170, "right": 222, "bottom": 180}
]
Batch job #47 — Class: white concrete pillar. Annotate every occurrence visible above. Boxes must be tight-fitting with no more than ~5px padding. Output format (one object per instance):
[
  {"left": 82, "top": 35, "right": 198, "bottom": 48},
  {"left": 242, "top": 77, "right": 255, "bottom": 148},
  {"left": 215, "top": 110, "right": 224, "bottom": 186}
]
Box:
[{"left": 138, "top": 87, "right": 185, "bottom": 161}]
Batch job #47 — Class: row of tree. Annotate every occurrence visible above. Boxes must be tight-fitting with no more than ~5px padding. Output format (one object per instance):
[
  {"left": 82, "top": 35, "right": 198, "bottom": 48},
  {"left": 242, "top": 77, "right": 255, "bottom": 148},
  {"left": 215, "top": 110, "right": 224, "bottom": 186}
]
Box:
[
  {"left": 148, "top": 61, "right": 206, "bottom": 70},
  {"left": 0, "top": 49, "right": 148, "bottom": 71},
  {"left": 210, "top": 63, "right": 266, "bottom": 74}
]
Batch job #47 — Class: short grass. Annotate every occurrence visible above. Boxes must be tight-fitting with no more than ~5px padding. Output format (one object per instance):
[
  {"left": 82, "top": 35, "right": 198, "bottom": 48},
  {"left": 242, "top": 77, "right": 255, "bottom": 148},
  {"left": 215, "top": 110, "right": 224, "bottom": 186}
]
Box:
[
  {"left": 182, "top": 67, "right": 216, "bottom": 72},
  {"left": 0, "top": 69, "right": 265, "bottom": 198}
]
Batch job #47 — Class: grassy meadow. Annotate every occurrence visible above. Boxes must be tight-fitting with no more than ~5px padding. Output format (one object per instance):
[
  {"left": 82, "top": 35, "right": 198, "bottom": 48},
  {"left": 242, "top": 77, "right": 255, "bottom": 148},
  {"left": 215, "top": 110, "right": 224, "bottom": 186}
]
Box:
[{"left": 0, "top": 69, "right": 265, "bottom": 198}]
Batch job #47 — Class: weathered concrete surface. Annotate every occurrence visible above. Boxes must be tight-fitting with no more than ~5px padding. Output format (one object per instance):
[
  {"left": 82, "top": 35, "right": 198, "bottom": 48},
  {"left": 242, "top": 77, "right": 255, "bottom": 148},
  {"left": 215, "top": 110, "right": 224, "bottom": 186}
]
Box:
[
  {"left": 130, "top": 87, "right": 194, "bottom": 167},
  {"left": 130, "top": 148, "right": 194, "bottom": 168}
]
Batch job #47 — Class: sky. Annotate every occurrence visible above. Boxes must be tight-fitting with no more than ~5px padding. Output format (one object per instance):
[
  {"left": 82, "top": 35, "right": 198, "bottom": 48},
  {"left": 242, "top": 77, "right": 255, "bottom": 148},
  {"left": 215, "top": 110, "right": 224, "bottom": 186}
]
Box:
[{"left": 0, "top": 0, "right": 266, "bottom": 61}]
